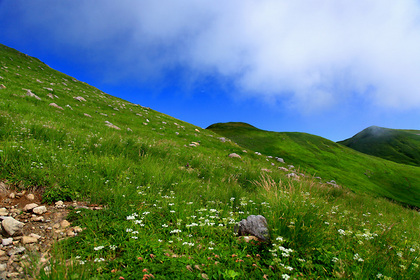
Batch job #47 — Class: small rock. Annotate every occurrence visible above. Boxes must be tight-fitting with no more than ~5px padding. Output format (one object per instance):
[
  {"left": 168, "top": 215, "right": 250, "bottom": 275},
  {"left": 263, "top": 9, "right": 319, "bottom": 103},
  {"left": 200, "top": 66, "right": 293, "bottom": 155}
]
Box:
[
  {"left": 278, "top": 167, "right": 289, "bottom": 172},
  {"left": 8, "top": 247, "right": 25, "bottom": 256},
  {"left": 2, "top": 238, "right": 13, "bottom": 246},
  {"left": 32, "top": 216, "right": 44, "bottom": 222},
  {"left": 8, "top": 193, "right": 15, "bottom": 199},
  {"left": 0, "top": 250, "right": 5, "bottom": 257},
  {"left": 47, "top": 93, "right": 54, "bottom": 99},
  {"left": 33, "top": 206, "right": 47, "bottom": 215},
  {"left": 60, "top": 220, "right": 70, "bottom": 228},
  {"left": 276, "top": 158, "right": 285, "bottom": 163},
  {"left": 23, "top": 203, "right": 38, "bottom": 212},
  {"left": 0, "top": 84, "right": 6, "bottom": 89},
  {"left": 26, "top": 90, "right": 41, "bottom": 100},
  {"left": 0, "top": 263, "right": 6, "bottom": 271},
  {"left": 22, "top": 236, "right": 38, "bottom": 244},
  {"left": 66, "top": 230, "right": 75, "bottom": 237},
  {"left": 26, "top": 194, "right": 35, "bottom": 200},
  {"left": 29, "top": 233, "right": 42, "bottom": 239},
  {"left": 73, "top": 226, "right": 83, "bottom": 233},
  {"left": 55, "top": 201, "right": 64, "bottom": 208},
  {"left": 2, "top": 217, "right": 24, "bottom": 236},
  {"left": 49, "top": 103, "right": 64, "bottom": 110},
  {"left": 0, "top": 208, "right": 8, "bottom": 216},
  {"left": 84, "top": 113, "right": 92, "bottom": 118},
  {"left": 228, "top": 153, "right": 241, "bottom": 158}
]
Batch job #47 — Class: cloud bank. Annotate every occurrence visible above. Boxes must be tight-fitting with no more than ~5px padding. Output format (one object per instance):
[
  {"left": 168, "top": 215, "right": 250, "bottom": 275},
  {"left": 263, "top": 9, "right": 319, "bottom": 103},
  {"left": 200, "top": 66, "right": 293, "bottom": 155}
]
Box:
[{"left": 3, "top": 0, "right": 420, "bottom": 111}]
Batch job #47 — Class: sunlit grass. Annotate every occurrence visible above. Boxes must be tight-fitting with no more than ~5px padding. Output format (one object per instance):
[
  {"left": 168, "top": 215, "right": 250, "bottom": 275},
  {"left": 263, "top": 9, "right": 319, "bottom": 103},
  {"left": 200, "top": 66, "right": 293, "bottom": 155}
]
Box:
[{"left": 1, "top": 43, "right": 419, "bottom": 279}]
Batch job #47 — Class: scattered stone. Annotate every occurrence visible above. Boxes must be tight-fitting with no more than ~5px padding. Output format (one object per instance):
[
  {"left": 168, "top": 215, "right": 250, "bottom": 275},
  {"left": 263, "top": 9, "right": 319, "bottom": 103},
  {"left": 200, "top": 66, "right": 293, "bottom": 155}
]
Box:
[
  {"left": 60, "top": 220, "right": 70, "bottom": 229},
  {"left": 84, "top": 113, "right": 92, "bottom": 118},
  {"left": 228, "top": 153, "right": 241, "bottom": 158},
  {"left": 2, "top": 238, "right": 13, "bottom": 246},
  {"left": 33, "top": 206, "right": 47, "bottom": 215},
  {"left": 0, "top": 208, "right": 8, "bottom": 216},
  {"left": 255, "top": 152, "right": 262, "bottom": 156},
  {"left": 276, "top": 158, "right": 285, "bottom": 163},
  {"left": 288, "top": 165, "right": 295, "bottom": 169},
  {"left": 49, "top": 103, "right": 64, "bottom": 110},
  {"left": 8, "top": 193, "right": 15, "bottom": 199},
  {"left": 2, "top": 217, "right": 24, "bottom": 236},
  {"left": 43, "top": 87, "right": 53, "bottom": 91},
  {"left": 32, "top": 216, "right": 44, "bottom": 222},
  {"left": 105, "top": 121, "right": 121, "bottom": 130},
  {"left": 278, "top": 167, "right": 289, "bottom": 172},
  {"left": 8, "top": 247, "right": 25, "bottom": 256},
  {"left": 73, "top": 96, "right": 86, "bottom": 102},
  {"left": 0, "top": 84, "right": 5, "bottom": 89},
  {"left": 66, "top": 230, "right": 75, "bottom": 237},
  {"left": 195, "top": 129, "right": 200, "bottom": 133},
  {"left": 26, "top": 90, "right": 41, "bottom": 100},
  {"left": 235, "top": 215, "right": 270, "bottom": 242},
  {"left": 23, "top": 203, "right": 38, "bottom": 212},
  {"left": 0, "top": 250, "right": 5, "bottom": 257},
  {"left": 0, "top": 263, "right": 6, "bottom": 272},
  {"left": 22, "top": 236, "right": 38, "bottom": 244},
  {"left": 218, "top": 137, "right": 227, "bottom": 143},
  {"left": 65, "top": 104, "right": 73, "bottom": 110},
  {"left": 261, "top": 168, "right": 271, "bottom": 172},
  {"left": 26, "top": 194, "right": 35, "bottom": 200},
  {"left": 55, "top": 201, "right": 64, "bottom": 208},
  {"left": 287, "top": 173, "right": 300, "bottom": 179}
]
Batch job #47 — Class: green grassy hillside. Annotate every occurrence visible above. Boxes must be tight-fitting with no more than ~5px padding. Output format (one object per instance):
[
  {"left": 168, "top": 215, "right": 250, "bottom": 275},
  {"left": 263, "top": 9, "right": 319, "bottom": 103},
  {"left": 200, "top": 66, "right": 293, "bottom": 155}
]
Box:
[
  {"left": 338, "top": 126, "right": 420, "bottom": 166},
  {"left": 1, "top": 44, "right": 419, "bottom": 279},
  {"left": 207, "top": 122, "right": 420, "bottom": 208}
]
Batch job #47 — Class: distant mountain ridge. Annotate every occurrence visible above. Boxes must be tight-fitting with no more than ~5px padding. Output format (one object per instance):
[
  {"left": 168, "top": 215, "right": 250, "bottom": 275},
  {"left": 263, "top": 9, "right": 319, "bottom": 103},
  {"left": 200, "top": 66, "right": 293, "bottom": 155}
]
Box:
[
  {"left": 338, "top": 126, "right": 420, "bottom": 166},
  {"left": 207, "top": 122, "right": 420, "bottom": 208}
]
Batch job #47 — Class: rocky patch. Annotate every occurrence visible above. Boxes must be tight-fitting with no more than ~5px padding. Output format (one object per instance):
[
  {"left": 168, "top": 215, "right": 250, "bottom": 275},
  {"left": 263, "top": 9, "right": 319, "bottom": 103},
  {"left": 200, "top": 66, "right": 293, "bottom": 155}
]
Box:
[{"left": 0, "top": 183, "right": 102, "bottom": 279}]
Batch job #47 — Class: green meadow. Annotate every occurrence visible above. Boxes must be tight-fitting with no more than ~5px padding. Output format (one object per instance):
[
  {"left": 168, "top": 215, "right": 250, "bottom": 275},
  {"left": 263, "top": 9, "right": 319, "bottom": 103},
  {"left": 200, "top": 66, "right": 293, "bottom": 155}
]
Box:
[{"left": 1, "top": 44, "right": 419, "bottom": 279}]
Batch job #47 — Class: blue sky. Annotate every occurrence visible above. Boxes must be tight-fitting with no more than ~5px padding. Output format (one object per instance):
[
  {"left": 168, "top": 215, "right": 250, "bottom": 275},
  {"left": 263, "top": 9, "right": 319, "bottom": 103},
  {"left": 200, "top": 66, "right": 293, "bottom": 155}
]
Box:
[{"left": 1, "top": 0, "right": 420, "bottom": 141}]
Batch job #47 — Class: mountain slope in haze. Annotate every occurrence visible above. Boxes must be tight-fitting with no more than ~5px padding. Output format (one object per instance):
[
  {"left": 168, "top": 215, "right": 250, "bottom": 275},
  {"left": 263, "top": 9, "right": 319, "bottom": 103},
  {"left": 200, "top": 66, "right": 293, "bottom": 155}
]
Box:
[
  {"left": 338, "top": 126, "right": 420, "bottom": 166},
  {"left": 207, "top": 122, "right": 420, "bottom": 208}
]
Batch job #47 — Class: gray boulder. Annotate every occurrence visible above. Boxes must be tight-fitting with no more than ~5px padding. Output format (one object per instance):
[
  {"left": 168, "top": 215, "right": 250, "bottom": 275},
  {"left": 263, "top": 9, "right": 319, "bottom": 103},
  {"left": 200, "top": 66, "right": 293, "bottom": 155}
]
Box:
[
  {"left": 235, "top": 215, "right": 270, "bottom": 242},
  {"left": 1, "top": 217, "right": 24, "bottom": 236}
]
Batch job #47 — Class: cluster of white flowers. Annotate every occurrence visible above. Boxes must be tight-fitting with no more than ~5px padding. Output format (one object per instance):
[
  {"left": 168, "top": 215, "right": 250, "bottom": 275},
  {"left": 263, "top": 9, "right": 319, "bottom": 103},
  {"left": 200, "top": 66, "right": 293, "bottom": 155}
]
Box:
[
  {"left": 353, "top": 253, "right": 364, "bottom": 262},
  {"left": 170, "top": 229, "right": 182, "bottom": 234},
  {"left": 94, "top": 246, "right": 104, "bottom": 251}
]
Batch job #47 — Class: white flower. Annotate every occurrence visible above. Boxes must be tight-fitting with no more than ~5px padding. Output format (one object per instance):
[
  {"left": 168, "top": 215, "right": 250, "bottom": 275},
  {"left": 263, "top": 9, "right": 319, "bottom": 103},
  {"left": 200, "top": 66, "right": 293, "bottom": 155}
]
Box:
[
  {"left": 126, "top": 228, "right": 133, "bottom": 233},
  {"left": 332, "top": 257, "right": 339, "bottom": 263},
  {"left": 162, "top": 224, "right": 169, "bottom": 228},
  {"left": 94, "top": 246, "right": 104, "bottom": 251},
  {"left": 282, "top": 274, "right": 290, "bottom": 280},
  {"left": 409, "top": 248, "right": 415, "bottom": 252},
  {"left": 109, "top": 245, "right": 117, "bottom": 250}
]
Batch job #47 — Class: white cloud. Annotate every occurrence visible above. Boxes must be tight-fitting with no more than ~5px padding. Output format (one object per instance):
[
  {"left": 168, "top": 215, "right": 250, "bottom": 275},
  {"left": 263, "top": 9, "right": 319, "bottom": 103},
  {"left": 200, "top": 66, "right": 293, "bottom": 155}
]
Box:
[{"left": 4, "top": 0, "right": 420, "bottom": 111}]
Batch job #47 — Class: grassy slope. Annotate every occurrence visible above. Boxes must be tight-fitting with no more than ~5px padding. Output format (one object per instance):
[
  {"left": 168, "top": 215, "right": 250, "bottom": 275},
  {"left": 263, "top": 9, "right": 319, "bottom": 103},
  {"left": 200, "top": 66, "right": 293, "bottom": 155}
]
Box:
[
  {"left": 207, "top": 122, "right": 420, "bottom": 208},
  {"left": 1, "top": 44, "right": 419, "bottom": 279},
  {"left": 338, "top": 126, "right": 420, "bottom": 166}
]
